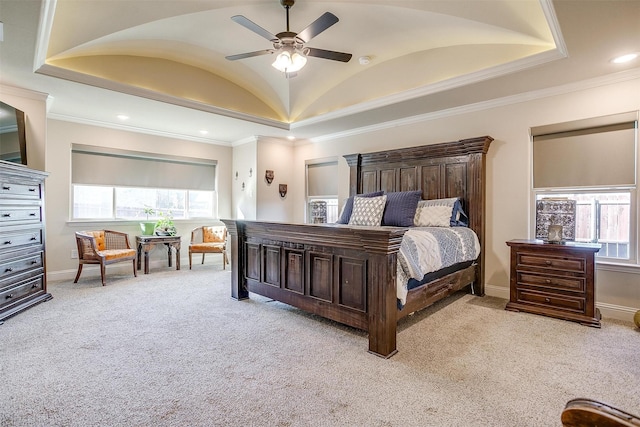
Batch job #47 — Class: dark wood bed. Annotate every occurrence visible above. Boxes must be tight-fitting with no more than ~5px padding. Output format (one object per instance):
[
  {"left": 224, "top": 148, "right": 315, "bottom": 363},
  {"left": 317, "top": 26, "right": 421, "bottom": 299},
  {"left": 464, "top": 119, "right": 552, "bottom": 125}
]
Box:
[{"left": 222, "top": 136, "right": 493, "bottom": 358}]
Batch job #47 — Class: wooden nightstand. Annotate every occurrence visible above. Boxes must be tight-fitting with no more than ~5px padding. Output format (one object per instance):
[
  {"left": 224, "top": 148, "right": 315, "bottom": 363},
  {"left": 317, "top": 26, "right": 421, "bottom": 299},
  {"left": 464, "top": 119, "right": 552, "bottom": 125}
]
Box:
[{"left": 505, "top": 239, "right": 601, "bottom": 327}]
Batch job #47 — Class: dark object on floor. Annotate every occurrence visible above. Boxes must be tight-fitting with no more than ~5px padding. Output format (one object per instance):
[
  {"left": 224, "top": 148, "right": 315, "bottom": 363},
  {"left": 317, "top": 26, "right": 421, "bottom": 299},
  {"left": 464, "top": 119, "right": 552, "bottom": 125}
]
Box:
[{"left": 561, "top": 398, "right": 640, "bottom": 427}]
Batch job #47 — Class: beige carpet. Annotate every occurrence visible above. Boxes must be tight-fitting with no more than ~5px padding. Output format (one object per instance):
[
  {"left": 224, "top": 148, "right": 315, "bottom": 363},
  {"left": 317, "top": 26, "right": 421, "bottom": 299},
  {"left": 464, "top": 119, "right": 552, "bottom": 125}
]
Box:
[{"left": 1, "top": 262, "right": 639, "bottom": 427}]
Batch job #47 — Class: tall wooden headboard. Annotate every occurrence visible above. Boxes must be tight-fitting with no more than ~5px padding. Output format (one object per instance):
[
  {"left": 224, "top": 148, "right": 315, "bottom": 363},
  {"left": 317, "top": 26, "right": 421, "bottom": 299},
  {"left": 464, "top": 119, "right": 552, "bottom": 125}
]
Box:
[{"left": 343, "top": 136, "right": 493, "bottom": 293}]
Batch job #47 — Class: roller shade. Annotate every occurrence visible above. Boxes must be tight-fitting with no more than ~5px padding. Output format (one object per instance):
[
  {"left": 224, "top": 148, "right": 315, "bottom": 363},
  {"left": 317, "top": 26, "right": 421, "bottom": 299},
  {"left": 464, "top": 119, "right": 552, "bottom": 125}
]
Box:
[
  {"left": 532, "top": 113, "right": 637, "bottom": 189},
  {"left": 72, "top": 144, "right": 216, "bottom": 190},
  {"left": 306, "top": 159, "right": 338, "bottom": 197}
]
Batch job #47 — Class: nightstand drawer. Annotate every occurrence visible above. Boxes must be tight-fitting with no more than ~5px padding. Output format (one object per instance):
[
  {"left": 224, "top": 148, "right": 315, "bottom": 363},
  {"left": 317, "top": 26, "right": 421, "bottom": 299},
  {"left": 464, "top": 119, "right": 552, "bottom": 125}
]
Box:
[
  {"left": 517, "top": 289, "right": 585, "bottom": 314},
  {"left": 518, "top": 252, "right": 585, "bottom": 273},
  {"left": 517, "top": 272, "right": 585, "bottom": 293}
]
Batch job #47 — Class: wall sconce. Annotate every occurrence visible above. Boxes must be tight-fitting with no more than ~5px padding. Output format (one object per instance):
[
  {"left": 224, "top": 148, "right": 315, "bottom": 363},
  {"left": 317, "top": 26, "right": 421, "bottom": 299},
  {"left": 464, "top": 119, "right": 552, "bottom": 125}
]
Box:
[
  {"left": 249, "top": 168, "right": 252, "bottom": 177},
  {"left": 235, "top": 171, "right": 238, "bottom": 180},
  {"left": 265, "top": 170, "right": 274, "bottom": 185},
  {"left": 242, "top": 182, "right": 245, "bottom": 191},
  {"left": 279, "top": 184, "right": 287, "bottom": 198}
]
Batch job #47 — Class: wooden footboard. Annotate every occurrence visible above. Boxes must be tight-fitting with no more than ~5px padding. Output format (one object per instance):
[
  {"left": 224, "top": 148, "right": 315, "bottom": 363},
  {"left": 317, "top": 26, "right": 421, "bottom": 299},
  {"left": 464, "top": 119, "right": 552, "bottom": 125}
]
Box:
[{"left": 222, "top": 220, "right": 408, "bottom": 358}]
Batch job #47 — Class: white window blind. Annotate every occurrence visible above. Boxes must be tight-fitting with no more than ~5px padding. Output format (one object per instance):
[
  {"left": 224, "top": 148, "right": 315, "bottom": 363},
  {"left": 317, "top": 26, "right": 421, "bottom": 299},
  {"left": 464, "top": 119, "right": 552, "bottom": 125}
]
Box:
[
  {"left": 72, "top": 144, "right": 216, "bottom": 190},
  {"left": 306, "top": 159, "right": 338, "bottom": 197},
  {"left": 532, "top": 112, "right": 637, "bottom": 189}
]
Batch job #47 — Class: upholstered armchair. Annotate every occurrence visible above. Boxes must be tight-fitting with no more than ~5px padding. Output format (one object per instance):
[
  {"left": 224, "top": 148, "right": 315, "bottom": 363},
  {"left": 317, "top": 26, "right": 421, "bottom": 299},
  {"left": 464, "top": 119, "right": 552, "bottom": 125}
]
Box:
[
  {"left": 74, "top": 230, "right": 137, "bottom": 286},
  {"left": 189, "top": 226, "right": 228, "bottom": 269}
]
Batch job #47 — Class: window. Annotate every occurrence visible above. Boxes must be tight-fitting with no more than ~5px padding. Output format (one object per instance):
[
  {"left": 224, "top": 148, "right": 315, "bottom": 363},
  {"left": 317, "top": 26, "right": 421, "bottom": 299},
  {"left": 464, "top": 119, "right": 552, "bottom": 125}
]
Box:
[
  {"left": 306, "top": 158, "right": 338, "bottom": 223},
  {"left": 71, "top": 145, "right": 217, "bottom": 220},
  {"left": 532, "top": 112, "right": 638, "bottom": 263}
]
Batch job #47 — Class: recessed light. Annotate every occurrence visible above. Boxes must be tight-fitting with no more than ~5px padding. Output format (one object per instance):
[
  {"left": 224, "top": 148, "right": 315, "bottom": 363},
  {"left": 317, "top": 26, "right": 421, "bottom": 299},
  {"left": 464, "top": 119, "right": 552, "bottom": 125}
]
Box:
[
  {"left": 358, "top": 56, "right": 371, "bottom": 65},
  {"left": 117, "top": 114, "right": 129, "bottom": 120},
  {"left": 287, "top": 135, "right": 295, "bottom": 140},
  {"left": 611, "top": 53, "right": 638, "bottom": 64}
]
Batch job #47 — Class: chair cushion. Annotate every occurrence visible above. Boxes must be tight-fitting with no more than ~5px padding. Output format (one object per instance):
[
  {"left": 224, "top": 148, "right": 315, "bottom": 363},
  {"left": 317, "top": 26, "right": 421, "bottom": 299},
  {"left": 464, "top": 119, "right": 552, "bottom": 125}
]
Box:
[
  {"left": 203, "top": 227, "right": 225, "bottom": 243},
  {"left": 98, "top": 249, "right": 136, "bottom": 260},
  {"left": 190, "top": 242, "right": 225, "bottom": 252},
  {"left": 87, "top": 231, "right": 106, "bottom": 251}
]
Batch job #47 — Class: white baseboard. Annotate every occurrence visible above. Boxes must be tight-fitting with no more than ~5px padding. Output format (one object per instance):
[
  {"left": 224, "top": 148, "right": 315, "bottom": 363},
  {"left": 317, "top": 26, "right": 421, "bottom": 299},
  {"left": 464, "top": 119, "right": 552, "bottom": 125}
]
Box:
[
  {"left": 484, "top": 284, "right": 636, "bottom": 323},
  {"left": 47, "top": 257, "right": 190, "bottom": 283}
]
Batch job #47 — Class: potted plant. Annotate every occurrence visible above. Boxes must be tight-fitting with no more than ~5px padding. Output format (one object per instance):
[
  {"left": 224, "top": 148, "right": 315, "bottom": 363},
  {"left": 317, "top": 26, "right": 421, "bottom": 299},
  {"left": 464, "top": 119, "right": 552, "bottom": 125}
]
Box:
[
  {"left": 140, "top": 206, "right": 156, "bottom": 235},
  {"left": 155, "top": 211, "right": 177, "bottom": 236}
]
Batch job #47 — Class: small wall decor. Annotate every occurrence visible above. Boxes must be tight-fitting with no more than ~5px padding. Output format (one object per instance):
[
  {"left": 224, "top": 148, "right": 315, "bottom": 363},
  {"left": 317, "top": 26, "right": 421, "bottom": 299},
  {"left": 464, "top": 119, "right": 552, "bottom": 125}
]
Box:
[
  {"left": 249, "top": 168, "right": 253, "bottom": 177},
  {"left": 535, "top": 198, "right": 576, "bottom": 241},
  {"left": 235, "top": 171, "right": 238, "bottom": 180},
  {"left": 265, "top": 170, "right": 274, "bottom": 184},
  {"left": 241, "top": 182, "right": 245, "bottom": 191},
  {"left": 279, "top": 184, "right": 287, "bottom": 198}
]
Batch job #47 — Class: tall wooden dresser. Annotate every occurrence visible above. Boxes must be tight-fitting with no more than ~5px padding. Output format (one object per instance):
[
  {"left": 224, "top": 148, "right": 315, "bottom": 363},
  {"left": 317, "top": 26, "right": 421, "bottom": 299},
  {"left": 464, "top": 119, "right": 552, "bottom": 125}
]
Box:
[
  {"left": 505, "top": 239, "right": 601, "bottom": 327},
  {"left": 0, "top": 161, "right": 50, "bottom": 324}
]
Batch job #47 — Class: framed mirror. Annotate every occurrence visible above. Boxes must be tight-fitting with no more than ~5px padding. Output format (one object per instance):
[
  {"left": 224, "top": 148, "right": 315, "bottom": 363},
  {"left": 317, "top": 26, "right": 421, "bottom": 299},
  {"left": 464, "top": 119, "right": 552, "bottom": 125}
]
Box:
[{"left": 0, "top": 100, "right": 27, "bottom": 165}]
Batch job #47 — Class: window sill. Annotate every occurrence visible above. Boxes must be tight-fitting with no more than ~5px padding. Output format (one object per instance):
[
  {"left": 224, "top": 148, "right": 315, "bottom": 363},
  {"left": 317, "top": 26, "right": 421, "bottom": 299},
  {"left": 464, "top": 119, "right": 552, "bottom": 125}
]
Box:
[
  {"left": 596, "top": 261, "right": 640, "bottom": 275},
  {"left": 66, "top": 218, "right": 218, "bottom": 227}
]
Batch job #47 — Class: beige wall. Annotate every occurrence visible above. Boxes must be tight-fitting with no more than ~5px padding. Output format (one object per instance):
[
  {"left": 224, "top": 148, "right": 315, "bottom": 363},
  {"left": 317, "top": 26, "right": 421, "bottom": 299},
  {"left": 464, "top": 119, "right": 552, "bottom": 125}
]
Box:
[
  {"left": 231, "top": 139, "right": 257, "bottom": 220},
  {"left": 45, "top": 119, "right": 232, "bottom": 278},
  {"left": 0, "top": 85, "right": 48, "bottom": 171},
  {"left": 256, "top": 137, "right": 294, "bottom": 221},
  {"left": 291, "top": 77, "right": 640, "bottom": 322}
]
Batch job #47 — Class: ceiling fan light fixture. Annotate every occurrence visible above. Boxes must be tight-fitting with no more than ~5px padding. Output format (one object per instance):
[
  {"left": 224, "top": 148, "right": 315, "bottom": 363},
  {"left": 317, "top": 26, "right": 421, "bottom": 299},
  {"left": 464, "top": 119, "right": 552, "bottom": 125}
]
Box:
[{"left": 272, "top": 48, "right": 307, "bottom": 73}]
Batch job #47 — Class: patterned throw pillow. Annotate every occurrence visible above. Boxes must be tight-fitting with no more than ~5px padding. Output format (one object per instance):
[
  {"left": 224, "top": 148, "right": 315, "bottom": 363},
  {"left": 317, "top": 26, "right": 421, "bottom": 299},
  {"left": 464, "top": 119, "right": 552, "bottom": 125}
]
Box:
[
  {"left": 336, "top": 191, "right": 384, "bottom": 224},
  {"left": 348, "top": 195, "right": 387, "bottom": 226},
  {"left": 414, "top": 197, "right": 469, "bottom": 227}
]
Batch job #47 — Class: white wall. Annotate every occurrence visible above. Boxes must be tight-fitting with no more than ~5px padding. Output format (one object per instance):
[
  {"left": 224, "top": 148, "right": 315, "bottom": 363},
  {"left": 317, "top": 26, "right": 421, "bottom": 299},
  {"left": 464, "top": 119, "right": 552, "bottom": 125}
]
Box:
[
  {"left": 291, "top": 77, "right": 640, "bottom": 322},
  {"left": 45, "top": 119, "right": 233, "bottom": 279},
  {"left": 231, "top": 139, "right": 257, "bottom": 220}
]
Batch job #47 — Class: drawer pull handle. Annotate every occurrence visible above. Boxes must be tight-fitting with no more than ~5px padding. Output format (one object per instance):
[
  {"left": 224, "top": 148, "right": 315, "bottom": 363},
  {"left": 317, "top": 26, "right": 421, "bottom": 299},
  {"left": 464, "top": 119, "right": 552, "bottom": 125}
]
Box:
[
  {"left": 29, "top": 213, "right": 37, "bottom": 216},
  {"left": 30, "top": 236, "right": 37, "bottom": 241},
  {"left": 31, "top": 260, "right": 38, "bottom": 265},
  {"left": 2, "top": 185, "right": 10, "bottom": 190},
  {"left": 4, "top": 268, "right": 13, "bottom": 273},
  {"left": 2, "top": 213, "right": 10, "bottom": 217},
  {"left": 545, "top": 279, "right": 551, "bottom": 284},
  {"left": 4, "top": 241, "right": 12, "bottom": 245},
  {"left": 545, "top": 297, "right": 550, "bottom": 302},
  {"left": 28, "top": 188, "right": 36, "bottom": 192},
  {"left": 31, "top": 284, "right": 38, "bottom": 289},
  {"left": 545, "top": 260, "right": 552, "bottom": 265},
  {"left": 5, "top": 293, "right": 14, "bottom": 299}
]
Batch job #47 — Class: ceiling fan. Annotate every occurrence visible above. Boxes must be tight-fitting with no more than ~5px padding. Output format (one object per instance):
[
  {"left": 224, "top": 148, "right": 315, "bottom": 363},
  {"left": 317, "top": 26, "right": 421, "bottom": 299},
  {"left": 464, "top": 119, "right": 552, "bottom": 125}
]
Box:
[{"left": 225, "top": 0, "right": 352, "bottom": 76}]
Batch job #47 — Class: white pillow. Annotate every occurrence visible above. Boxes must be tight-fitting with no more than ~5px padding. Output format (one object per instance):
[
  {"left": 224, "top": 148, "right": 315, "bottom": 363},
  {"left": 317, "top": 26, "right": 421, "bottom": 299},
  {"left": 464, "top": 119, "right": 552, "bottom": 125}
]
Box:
[
  {"left": 348, "top": 195, "right": 387, "bottom": 226},
  {"left": 415, "top": 205, "right": 453, "bottom": 227}
]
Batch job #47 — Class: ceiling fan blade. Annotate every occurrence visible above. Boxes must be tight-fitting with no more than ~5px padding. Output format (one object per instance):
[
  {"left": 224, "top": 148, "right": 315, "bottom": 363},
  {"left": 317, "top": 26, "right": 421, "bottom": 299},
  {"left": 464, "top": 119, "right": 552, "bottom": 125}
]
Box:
[
  {"left": 225, "top": 50, "right": 274, "bottom": 61},
  {"left": 297, "top": 12, "right": 339, "bottom": 43},
  {"left": 231, "top": 15, "right": 278, "bottom": 41},
  {"left": 306, "top": 48, "right": 352, "bottom": 63}
]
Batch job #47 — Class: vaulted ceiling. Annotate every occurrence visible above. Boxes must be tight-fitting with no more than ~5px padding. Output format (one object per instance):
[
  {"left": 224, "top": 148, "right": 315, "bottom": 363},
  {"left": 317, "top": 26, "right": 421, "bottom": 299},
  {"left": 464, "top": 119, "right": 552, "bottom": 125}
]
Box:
[{"left": 1, "top": 0, "right": 638, "bottom": 144}]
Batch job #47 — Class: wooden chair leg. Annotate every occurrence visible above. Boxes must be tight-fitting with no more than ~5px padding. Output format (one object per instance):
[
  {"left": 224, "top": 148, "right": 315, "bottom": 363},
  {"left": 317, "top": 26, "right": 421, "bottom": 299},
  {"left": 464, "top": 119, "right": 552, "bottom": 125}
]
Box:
[
  {"left": 132, "top": 259, "right": 137, "bottom": 278},
  {"left": 201, "top": 253, "right": 205, "bottom": 264},
  {"left": 74, "top": 264, "right": 83, "bottom": 283},
  {"left": 223, "top": 252, "right": 228, "bottom": 270},
  {"left": 100, "top": 263, "right": 106, "bottom": 286},
  {"left": 189, "top": 252, "right": 192, "bottom": 269}
]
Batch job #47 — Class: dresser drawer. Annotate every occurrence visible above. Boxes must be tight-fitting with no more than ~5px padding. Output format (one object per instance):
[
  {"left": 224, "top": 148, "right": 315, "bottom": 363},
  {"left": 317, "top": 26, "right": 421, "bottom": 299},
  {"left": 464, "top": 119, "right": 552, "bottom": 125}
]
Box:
[
  {"left": 0, "top": 206, "right": 42, "bottom": 225},
  {"left": 0, "top": 252, "right": 44, "bottom": 281},
  {"left": 0, "top": 274, "right": 45, "bottom": 310},
  {"left": 0, "top": 181, "right": 41, "bottom": 199},
  {"left": 516, "top": 289, "right": 585, "bottom": 314},
  {"left": 517, "top": 272, "right": 585, "bottom": 293},
  {"left": 517, "top": 252, "right": 585, "bottom": 273},
  {"left": 0, "top": 229, "right": 43, "bottom": 251}
]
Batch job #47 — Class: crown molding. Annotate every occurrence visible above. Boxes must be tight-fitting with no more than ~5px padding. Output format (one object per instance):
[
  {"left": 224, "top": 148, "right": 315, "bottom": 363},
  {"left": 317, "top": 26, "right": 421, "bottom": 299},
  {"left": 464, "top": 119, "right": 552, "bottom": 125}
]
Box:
[
  {"left": 47, "top": 112, "right": 232, "bottom": 146},
  {"left": 311, "top": 67, "right": 640, "bottom": 143}
]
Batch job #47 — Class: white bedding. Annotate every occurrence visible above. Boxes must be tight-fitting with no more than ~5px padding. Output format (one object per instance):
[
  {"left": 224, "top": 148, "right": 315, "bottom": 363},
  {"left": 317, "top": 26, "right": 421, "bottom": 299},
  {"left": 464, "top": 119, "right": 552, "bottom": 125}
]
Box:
[{"left": 396, "top": 227, "right": 480, "bottom": 305}]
